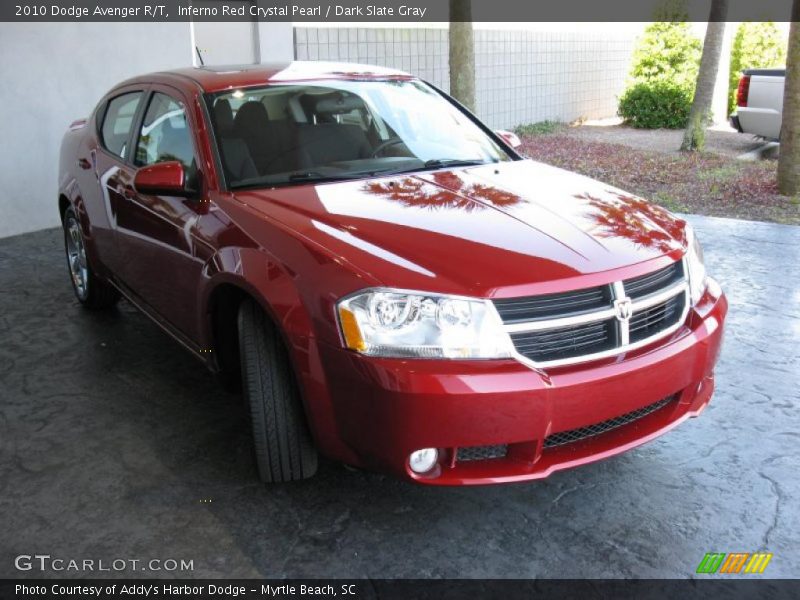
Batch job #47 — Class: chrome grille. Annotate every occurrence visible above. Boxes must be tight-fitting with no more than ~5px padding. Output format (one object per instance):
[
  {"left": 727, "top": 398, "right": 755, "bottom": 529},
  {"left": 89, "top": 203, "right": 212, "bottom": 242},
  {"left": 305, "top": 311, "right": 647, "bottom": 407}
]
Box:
[
  {"left": 624, "top": 262, "right": 683, "bottom": 299},
  {"left": 495, "top": 260, "right": 689, "bottom": 367},
  {"left": 510, "top": 319, "right": 617, "bottom": 363},
  {"left": 543, "top": 394, "right": 677, "bottom": 448},
  {"left": 456, "top": 444, "right": 508, "bottom": 462},
  {"left": 629, "top": 294, "right": 684, "bottom": 343},
  {"left": 494, "top": 286, "right": 611, "bottom": 323}
]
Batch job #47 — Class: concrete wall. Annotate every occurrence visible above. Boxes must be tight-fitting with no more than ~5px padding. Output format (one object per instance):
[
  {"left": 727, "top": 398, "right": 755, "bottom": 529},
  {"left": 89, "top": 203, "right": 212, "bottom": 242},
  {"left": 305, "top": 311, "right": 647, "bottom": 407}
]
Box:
[
  {"left": 191, "top": 2, "right": 294, "bottom": 66},
  {"left": 193, "top": 21, "right": 260, "bottom": 65},
  {"left": 0, "top": 21, "right": 294, "bottom": 238},
  {"left": 295, "top": 27, "right": 637, "bottom": 129},
  {"left": 0, "top": 23, "right": 193, "bottom": 238},
  {"left": 257, "top": 22, "right": 296, "bottom": 64}
]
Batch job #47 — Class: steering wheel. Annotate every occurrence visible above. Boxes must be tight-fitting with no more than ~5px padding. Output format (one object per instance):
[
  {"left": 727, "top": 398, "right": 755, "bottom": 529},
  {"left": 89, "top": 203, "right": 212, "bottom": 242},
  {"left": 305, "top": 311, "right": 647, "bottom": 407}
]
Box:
[{"left": 371, "top": 137, "right": 405, "bottom": 158}]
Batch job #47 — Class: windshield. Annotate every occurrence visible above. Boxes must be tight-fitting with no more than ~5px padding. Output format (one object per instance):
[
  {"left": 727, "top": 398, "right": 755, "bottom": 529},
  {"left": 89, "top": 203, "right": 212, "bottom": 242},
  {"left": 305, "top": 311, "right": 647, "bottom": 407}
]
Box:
[{"left": 206, "top": 79, "right": 512, "bottom": 189}]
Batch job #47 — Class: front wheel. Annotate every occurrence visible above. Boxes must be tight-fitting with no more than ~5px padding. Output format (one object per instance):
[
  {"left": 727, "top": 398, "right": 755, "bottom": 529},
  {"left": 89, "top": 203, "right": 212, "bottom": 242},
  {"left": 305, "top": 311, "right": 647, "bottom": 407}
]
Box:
[
  {"left": 63, "top": 206, "right": 120, "bottom": 309},
  {"left": 238, "top": 299, "right": 318, "bottom": 483}
]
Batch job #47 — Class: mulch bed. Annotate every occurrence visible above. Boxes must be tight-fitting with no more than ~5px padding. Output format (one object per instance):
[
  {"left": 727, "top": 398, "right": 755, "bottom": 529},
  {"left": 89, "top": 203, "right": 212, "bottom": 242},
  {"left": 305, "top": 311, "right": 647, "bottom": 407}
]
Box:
[{"left": 519, "top": 134, "right": 800, "bottom": 225}]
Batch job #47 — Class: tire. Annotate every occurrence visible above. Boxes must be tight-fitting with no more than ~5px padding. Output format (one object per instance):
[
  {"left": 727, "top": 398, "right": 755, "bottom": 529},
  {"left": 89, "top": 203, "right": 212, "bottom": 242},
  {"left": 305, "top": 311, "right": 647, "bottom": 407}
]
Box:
[
  {"left": 63, "top": 206, "right": 120, "bottom": 310},
  {"left": 238, "top": 298, "right": 318, "bottom": 483}
]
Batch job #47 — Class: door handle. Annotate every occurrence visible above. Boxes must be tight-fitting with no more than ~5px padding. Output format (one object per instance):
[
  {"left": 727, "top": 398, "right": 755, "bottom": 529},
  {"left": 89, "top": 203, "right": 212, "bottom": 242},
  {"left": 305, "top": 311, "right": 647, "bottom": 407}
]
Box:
[{"left": 78, "top": 158, "right": 91, "bottom": 170}]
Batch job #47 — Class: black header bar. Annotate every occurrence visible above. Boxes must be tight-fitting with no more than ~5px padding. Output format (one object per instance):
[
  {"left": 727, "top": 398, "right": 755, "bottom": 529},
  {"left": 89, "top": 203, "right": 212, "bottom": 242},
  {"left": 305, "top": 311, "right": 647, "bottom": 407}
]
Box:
[{"left": 1, "top": 0, "right": 796, "bottom": 23}]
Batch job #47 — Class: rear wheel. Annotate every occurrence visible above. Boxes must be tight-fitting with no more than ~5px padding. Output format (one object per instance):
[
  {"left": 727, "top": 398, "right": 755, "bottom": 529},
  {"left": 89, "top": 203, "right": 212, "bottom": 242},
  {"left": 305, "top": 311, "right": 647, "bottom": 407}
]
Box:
[
  {"left": 238, "top": 299, "right": 318, "bottom": 483},
  {"left": 63, "top": 207, "right": 120, "bottom": 309}
]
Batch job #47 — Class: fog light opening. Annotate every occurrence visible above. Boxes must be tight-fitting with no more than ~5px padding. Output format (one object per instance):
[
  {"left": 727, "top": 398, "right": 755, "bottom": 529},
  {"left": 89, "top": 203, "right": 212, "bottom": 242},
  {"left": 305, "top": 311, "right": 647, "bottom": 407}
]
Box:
[{"left": 409, "top": 448, "right": 439, "bottom": 474}]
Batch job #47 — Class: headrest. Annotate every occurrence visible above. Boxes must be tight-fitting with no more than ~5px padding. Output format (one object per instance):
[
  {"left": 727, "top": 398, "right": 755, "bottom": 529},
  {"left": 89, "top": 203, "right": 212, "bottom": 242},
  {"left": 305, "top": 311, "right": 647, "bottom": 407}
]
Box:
[
  {"left": 213, "top": 99, "right": 234, "bottom": 134},
  {"left": 233, "top": 101, "right": 270, "bottom": 134}
]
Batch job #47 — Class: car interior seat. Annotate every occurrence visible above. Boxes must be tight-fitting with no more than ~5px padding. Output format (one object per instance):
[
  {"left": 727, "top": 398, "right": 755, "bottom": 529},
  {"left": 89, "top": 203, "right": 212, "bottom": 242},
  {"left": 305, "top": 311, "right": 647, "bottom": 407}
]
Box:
[
  {"left": 295, "top": 94, "right": 373, "bottom": 167},
  {"left": 233, "top": 101, "right": 300, "bottom": 175},
  {"left": 213, "top": 99, "right": 258, "bottom": 182}
]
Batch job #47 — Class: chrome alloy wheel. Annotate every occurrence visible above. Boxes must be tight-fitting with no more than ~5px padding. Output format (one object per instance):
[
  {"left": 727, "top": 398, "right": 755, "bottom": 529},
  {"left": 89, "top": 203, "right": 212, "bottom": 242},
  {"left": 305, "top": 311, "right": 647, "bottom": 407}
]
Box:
[{"left": 65, "top": 216, "right": 89, "bottom": 300}]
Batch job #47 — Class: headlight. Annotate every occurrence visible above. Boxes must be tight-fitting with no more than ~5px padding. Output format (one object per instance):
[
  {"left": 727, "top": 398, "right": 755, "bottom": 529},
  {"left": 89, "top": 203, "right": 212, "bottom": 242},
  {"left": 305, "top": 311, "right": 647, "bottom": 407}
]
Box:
[
  {"left": 337, "top": 289, "right": 514, "bottom": 359},
  {"left": 685, "top": 224, "right": 707, "bottom": 304}
]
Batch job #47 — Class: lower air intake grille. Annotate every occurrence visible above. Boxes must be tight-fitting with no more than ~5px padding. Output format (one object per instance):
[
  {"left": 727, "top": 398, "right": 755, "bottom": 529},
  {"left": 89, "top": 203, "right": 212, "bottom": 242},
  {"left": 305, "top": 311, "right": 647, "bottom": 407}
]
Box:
[
  {"left": 457, "top": 444, "right": 509, "bottom": 462},
  {"left": 543, "top": 394, "right": 677, "bottom": 449}
]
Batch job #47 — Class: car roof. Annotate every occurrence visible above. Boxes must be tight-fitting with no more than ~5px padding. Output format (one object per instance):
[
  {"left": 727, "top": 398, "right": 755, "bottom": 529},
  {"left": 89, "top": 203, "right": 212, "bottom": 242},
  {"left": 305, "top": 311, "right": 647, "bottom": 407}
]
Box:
[{"left": 120, "top": 61, "right": 415, "bottom": 94}]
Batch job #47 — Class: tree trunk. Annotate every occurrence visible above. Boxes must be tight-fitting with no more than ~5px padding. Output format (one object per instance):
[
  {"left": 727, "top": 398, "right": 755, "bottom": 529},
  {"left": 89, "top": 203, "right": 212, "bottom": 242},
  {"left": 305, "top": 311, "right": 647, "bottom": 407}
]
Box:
[
  {"left": 449, "top": 0, "right": 475, "bottom": 112},
  {"left": 778, "top": 5, "right": 800, "bottom": 196},
  {"left": 681, "top": 0, "right": 728, "bottom": 151}
]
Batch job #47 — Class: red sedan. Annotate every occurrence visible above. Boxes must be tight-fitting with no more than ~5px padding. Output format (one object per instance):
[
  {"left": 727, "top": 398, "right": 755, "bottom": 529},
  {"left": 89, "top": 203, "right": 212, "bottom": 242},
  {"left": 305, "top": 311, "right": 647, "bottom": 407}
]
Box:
[{"left": 58, "top": 62, "right": 726, "bottom": 485}]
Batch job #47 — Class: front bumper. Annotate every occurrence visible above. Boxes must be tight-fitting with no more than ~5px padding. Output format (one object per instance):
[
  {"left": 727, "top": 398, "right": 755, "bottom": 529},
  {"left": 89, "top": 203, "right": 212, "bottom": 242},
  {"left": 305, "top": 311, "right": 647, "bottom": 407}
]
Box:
[{"left": 317, "top": 279, "right": 727, "bottom": 485}]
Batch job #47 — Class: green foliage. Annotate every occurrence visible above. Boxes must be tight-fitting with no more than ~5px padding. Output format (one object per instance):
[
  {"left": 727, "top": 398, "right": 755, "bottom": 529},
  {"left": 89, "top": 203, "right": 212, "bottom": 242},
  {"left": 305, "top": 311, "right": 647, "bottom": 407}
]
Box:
[
  {"left": 513, "top": 121, "right": 563, "bottom": 136},
  {"left": 618, "top": 82, "right": 693, "bottom": 129},
  {"left": 729, "top": 22, "right": 787, "bottom": 114},
  {"left": 628, "top": 22, "right": 701, "bottom": 93},
  {"left": 619, "top": 20, "right": 701, "bottom": 129}
]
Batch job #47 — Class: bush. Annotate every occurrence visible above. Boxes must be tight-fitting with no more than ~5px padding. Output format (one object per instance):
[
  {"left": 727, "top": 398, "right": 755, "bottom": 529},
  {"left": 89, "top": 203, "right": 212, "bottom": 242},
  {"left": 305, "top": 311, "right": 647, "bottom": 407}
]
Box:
[
  {"left": 628, "top": 22, "right": 701, "bottom": 93},
  {"left": 513, "top": 121, "right": 563, "bottom": 136},
  {"left": 618, "top": 82, "right": 693, "bottom": 129},
  {"left": 618, "top": 20, "right": 700, "bottom": 129},
  {"left": 729, "top": 22, "right": 787, "bottom": 114}
]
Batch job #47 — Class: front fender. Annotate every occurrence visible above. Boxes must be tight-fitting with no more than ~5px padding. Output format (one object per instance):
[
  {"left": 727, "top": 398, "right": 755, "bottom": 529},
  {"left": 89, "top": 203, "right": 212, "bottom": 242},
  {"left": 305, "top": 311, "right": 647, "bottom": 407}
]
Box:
[
  {"left": 201, "top": 246, "right": 314, "bottom": 344},
  {"left": 199, "top": 246, "right": 360, "bottom": 465}
]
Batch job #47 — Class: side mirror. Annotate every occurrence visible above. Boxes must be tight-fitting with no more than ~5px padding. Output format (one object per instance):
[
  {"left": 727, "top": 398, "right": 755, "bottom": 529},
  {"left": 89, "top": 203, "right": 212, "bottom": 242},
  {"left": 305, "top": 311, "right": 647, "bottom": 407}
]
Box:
[
  {"left": 133, "top": 161, "right": 191, "bottom": 197},
  {"left": 495, "top": 130, "right": 522, "bottom": 149}
]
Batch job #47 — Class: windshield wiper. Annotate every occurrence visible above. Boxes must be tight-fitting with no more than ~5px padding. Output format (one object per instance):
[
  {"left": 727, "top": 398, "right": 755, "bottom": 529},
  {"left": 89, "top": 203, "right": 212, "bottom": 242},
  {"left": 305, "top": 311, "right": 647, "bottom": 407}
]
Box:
[
  {"left": 230, "top": 171, "right": 363, "bottom": 190},
  {"left": 286, "top": 171, "right": 358, "bottom": 182},
  {"left": 423, "top": 158, "right": 493, "bottom": 169},
  {"left": 366, "top": 158, "right": 494, "bottom": 179}
]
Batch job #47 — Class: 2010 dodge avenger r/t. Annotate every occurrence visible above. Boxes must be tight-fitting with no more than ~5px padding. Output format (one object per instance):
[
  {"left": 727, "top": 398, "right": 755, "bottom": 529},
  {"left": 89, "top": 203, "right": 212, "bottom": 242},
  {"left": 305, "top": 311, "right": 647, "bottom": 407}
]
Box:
[{"left": 58, "top": 62, "right": 726, "bottom": 485}]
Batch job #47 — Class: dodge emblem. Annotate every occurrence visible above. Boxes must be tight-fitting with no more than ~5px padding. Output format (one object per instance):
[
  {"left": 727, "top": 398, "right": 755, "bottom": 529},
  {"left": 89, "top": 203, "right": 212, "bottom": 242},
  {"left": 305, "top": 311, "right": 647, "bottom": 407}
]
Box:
[{"left": 614, "top": 297, "right": 633, "bottom": 322}]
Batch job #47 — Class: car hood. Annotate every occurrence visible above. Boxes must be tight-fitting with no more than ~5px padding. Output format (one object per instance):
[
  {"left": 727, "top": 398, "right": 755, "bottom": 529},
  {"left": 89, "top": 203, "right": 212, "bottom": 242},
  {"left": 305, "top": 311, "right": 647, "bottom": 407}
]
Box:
[{"left": 231, "top": 159, "right": 687, "bottom": 297}]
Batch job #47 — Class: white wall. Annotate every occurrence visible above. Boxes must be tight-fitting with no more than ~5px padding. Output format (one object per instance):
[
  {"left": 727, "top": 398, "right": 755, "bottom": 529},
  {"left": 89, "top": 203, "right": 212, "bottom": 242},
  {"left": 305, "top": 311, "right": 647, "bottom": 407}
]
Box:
[
  {"left": 0, "top": 20, "right": 294, "bottom": 238},
  {"left": 191, "top": 21, "right": 294, "bottom": 66},
  {"left": 0, "top": 23, "right": 193, "bottom": 238},
  {"left": 258, "top": 22, "right": 295, "bottom": 63},
  {"left": 193, "top": 21, "right": 260, "bottom": 65}
]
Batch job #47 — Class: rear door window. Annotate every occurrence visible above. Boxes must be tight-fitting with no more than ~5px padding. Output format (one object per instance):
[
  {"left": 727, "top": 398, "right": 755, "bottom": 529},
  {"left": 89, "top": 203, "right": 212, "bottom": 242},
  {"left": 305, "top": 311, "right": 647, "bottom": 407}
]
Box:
[{"left": 100, "top": 92, "right": 143, "bottom": 159}]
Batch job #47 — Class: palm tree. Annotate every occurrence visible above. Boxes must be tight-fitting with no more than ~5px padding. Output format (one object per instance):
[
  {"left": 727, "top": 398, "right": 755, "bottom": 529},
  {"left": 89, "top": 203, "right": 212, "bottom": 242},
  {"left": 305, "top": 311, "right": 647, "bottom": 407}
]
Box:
[
  {"left": 778, "top": 3, "right": 800, "bottom": 195},
  {"left": 681, "top": 0, "right": 729, "bottom": 151},
  {"left": 449, "top": 0, "right": 476, "bottom": 112}
]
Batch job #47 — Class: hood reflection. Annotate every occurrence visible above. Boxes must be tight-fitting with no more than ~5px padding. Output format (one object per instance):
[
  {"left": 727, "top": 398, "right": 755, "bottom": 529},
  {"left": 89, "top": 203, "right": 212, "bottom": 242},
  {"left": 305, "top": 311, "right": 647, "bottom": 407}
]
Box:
[
  {"left": 363, "top": 171, "right": 522, "bottom": 212},
  {"left": 576, "top": 192, "right": 685, "bottom": 253}
]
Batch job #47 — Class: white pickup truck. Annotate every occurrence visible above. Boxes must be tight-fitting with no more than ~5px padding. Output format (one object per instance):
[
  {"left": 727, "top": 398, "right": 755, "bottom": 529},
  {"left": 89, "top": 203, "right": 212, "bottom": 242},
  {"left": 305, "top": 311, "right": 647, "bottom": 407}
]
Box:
[{"left": 730, "top": 68, "right": 785, "bottom": 140}]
